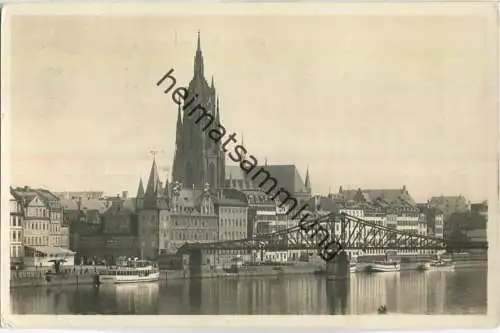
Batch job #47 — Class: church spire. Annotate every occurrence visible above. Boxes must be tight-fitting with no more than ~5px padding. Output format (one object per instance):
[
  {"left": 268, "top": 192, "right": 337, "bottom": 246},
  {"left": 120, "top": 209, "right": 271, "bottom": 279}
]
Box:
[
  {"left": 194, "top": 30, "right": 204, "bottom": 77},
  {"left": 137, "top": 178, "right": 145, "bottom": 198},
  {"left": 144, "top": 154, "right": 160, "bottom": 204},
  {"left": 175, "top": 103, "right": 182, "bottom": 145},
  {"left": 216, "top": 96, "right": 220, "bottom": 123},
  {"left": 305, "top": 166, "right": 311, "bottom": 192}
]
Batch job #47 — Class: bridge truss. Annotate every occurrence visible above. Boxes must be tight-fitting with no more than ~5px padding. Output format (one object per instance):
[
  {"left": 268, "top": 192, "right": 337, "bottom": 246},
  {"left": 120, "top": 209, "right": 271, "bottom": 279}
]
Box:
[{"left": 179, "top": 212, "right": 451, "bottom": 254}]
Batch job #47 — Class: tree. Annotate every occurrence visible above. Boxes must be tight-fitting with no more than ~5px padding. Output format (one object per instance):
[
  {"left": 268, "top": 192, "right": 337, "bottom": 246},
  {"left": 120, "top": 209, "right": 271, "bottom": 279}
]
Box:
[
  {"left": 444, "top": 212, "right": 470, "bottom": 251},
  {"left": 467, "top": 210, "right": 487, "bottom": 230}
]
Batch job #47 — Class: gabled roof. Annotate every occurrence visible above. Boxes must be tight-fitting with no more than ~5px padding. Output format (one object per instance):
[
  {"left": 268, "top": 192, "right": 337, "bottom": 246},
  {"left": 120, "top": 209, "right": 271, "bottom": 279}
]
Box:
[
  {"left": 339, "top": 186, "right": 416, "bottom": 207},
  {"left": 172, "top": 188, "right": 202, "bottom": 208},
  {"left": 253, "top": 164, "right": 308, "bottom": 194},
  {"left": 225, "top": 165, "right": 257, "bottom": 190},
  {"left": 80, "top": 199, "right": 109, "bottom": 213},
  {"left": 102, "top": 205, "right": 135, "bottom": 217},
  {"left": 60, "top": 199, "right": 79, "bottom": 210},
  {"left": 34, "top": 189, "right": 59, "bottom": 202},
  {"left": 303, "top": 196, "right": 340, "bottom": 214},
  {"left": 11, "top": 187, "right": 43, "bottom": 206},
  {"left": 429, "top": 195, "right": 468, "bottom": 205}
]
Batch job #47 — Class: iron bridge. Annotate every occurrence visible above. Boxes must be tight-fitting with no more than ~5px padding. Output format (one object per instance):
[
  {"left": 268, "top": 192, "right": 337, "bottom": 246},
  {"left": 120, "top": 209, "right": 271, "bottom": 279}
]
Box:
[{"left": 178, "top": 212, "right": 483, "bottom": 253}]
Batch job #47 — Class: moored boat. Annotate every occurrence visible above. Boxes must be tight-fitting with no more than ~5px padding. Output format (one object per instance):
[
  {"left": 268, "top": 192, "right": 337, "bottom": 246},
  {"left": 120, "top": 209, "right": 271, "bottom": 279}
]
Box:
[
  {"left": 350, "top": 262, "right": 357, "bottom": 273},
  {"left": 97, "top": 259, "right": 160, "bottom": 285},
  {"left": 428, "top": 259, "right": 455, "bottom": 271},
  {"left": 369, "top": 261, "right": 400, "bottom": 272},
  {"left": 417, "top": 262, "right": 431, "bottom": 271}
]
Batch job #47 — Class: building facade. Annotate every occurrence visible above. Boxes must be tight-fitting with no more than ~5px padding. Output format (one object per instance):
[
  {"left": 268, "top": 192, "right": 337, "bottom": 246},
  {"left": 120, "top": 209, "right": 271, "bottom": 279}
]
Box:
[
  {"left": 159, "top": 183, "right": 219, "bottom": 255},
  {"left": 13, "top": 187, "right": 50, "bottom": 248},
  {"left": 101, "top": 204, "right": 138, "bottom": 263},
  {"left": 10, "top": 186, "right": 73, "bottom": 266},
  {"left": 9, "top": 192, "right": 24, "bottom": 265},
  {"left": 216, "top": 198, "right": 248, "bottom": 241}
]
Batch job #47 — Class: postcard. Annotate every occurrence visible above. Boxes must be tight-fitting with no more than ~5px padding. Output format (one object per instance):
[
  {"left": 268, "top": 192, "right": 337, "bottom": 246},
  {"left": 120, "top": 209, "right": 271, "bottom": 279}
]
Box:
[{"left": 1, "top": 2, "right": 498, "bottom": 329}]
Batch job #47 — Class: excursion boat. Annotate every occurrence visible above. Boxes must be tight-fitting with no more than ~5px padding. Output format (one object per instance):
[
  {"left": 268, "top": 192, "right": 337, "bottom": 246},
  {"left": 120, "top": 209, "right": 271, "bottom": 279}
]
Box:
[
  {"left": 350, "top": 262, "right": 358, "bottom": 273},
  {"left": 428, "top": 259, "right": 455, "bottom": 271},
  {"left": 369, "top": 261, "right": 400, "bottom": 273},
  {"left": 97, "top": 260, "right": 160, "bottom": 285}
]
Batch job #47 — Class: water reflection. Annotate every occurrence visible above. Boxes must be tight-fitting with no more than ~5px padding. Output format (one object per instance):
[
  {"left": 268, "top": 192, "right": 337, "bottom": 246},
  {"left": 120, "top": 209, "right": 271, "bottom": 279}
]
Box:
[
  {"left": 11, "top": 269, "right": 486, "bottom": 315},
  {"left": 326, "top": 278, "right": 348, "bottom": 315}
]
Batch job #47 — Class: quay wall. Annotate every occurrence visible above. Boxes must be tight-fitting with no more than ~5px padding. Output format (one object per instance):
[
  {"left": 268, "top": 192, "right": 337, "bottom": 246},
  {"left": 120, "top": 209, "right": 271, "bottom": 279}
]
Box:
[
  {"left": 10, "top": 260, "right": 487, "bottom": 288},
  {"left": 10, "top": 275, "right": 95, "bottom": 288}
]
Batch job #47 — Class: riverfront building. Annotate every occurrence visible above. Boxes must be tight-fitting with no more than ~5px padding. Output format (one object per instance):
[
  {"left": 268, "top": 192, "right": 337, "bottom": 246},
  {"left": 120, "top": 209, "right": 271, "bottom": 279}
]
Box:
[
  {"left": 160, "top": 182, "right": 219, "bottom": 254},
  {"left": 9, "top": 192, "right": 24, "bottom": 266},
  {"left": 9, "top": 186, "right": 73, "bottom": 267},
  {"left": 330, "top": 186, "right": 426, "bottom": 236}
]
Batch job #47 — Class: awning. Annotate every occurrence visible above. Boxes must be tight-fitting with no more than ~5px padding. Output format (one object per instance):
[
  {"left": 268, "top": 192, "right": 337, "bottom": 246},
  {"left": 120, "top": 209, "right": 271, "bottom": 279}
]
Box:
[{"left": 26, "top": 246, "right": 76, "bottom": 256}]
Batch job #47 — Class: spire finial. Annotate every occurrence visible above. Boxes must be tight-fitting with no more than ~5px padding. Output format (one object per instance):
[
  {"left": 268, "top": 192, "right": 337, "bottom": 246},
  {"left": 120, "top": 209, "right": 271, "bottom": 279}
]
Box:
[
  {"left": 305, "top": 165, "right": 311, "bottom": 191},
  {"left": 150, "top": 150, "right": 161, "bottom": 161},
  {"left": 194, "top": 30, "right": 204, "bottom": 76}
]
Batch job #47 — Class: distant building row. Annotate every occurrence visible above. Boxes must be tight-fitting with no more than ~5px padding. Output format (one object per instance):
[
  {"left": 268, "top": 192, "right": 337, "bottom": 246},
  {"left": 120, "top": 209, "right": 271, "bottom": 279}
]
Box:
[{"left": 10, "top": 174, "right": 487, "bottom": 266}]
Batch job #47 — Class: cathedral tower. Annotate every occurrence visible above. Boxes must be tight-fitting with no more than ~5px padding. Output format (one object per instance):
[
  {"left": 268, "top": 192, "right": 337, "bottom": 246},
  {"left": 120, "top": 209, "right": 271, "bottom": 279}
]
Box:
[{"left": 171, "top": 32, "right": 226, "bottom": 190}]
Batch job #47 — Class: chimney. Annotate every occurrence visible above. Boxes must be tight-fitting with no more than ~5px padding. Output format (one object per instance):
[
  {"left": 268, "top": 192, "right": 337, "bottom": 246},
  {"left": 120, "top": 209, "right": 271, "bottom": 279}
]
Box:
[{"left": 122, "top": 191, "right": 128, "bottom": 200}]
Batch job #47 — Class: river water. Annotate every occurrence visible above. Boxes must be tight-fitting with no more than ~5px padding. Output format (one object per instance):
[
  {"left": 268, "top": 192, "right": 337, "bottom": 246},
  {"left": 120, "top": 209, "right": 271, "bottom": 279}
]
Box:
[{"left": 10, "top": 268, "right": 486, "bottom": 315}]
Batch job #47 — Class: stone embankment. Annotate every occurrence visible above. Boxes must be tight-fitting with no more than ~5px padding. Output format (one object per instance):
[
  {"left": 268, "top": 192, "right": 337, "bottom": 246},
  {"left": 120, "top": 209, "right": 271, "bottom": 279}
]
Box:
[{"left": 9, "top": 259, "right": 487, "bottom": 288}]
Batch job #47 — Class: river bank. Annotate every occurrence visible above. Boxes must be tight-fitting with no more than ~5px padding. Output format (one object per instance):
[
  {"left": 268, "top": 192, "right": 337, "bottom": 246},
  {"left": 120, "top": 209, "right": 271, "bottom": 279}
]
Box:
[{"left": 9, "top": 259, "right": 487, "bottom": 288}]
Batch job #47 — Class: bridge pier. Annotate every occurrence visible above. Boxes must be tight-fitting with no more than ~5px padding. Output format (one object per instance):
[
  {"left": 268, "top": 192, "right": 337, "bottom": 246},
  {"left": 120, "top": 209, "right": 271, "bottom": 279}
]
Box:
[{"left": 326, "top": 251, "right": 350, "bottom": 279}]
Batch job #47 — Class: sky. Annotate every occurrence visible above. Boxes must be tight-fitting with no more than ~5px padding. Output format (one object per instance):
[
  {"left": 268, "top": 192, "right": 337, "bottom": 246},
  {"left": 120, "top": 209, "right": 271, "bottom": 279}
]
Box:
[{"left": 6, "top": 5, "right": 498, "bottom": 203}]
